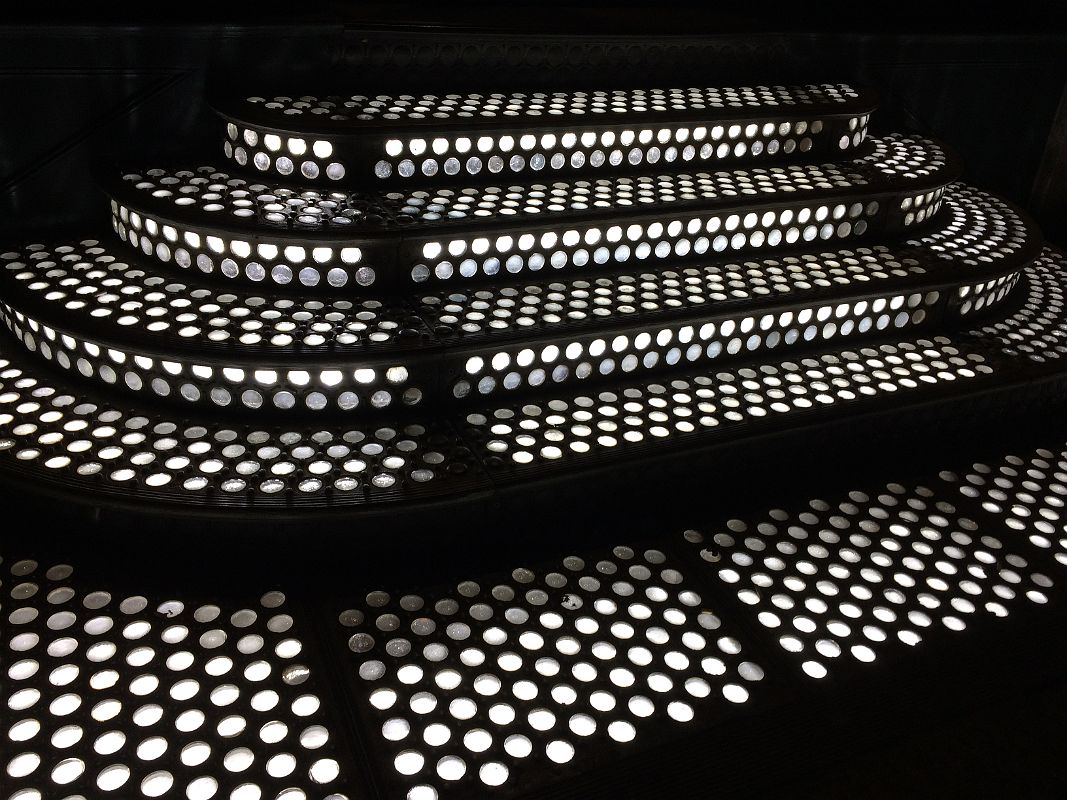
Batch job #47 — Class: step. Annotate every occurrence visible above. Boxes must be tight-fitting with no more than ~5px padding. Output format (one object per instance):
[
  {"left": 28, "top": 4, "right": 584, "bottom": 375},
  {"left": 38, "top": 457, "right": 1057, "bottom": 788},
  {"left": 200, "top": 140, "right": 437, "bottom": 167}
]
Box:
[
  {"left": 332, "top": 464, "right": 1061, "bottom": 800},
  {"left": 211, "top": 84, "right": 876, "bottom": 187},
  {"left": 1, "top": 185, "right": 1038, "bottom": 416},
  {"left": 102, "top": 134, "right": 957, "bottom": 294},
  {"left": 4, "top": 430, "right": 1064, "bottom": 800},
  {"left": 968, "top": 250, "right": 1067, "bottom": 361},
  {"left": 0, "top": 248, "right": 1064, "bottom": 512},
  {"left": 3, "top": 431, "right": 1065, "bottom": 800}
]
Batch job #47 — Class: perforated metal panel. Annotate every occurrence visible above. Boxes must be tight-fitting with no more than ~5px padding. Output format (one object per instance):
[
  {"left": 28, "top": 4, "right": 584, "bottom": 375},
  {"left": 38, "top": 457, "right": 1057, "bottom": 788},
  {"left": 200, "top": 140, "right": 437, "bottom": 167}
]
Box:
[
  {"left": 683, "top": 482, "right": 1054, "bottom": 680},
  {"left": 212, "top": 85, "right": 875, "bottom": 188},
  {"left": 101, "top": 135, "right": 958, "bottom": 294},
  {"left": 0, "top": 558, "right": 354, "bottom": 800},
  {"left": 0, "top": 185, "right": 1037, "bottom": 416},
  {"left": 6, "top": 424, "right": 1067, "bottom": 800},
  {"left": 334, "top": 543, "right": 762, "bottom": 800}
]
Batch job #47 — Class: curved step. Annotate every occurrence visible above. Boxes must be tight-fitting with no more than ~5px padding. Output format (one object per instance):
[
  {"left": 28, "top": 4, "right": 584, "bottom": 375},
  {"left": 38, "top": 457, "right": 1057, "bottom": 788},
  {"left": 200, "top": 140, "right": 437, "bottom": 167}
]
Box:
[
  {"left": 1, "top": 186, "right": 1037, "bottom": 416},
  {"left": 212, "top": 84, "right": 875, "bottom": 187},
  {"left": 0, "top": 249, "right": 1063, "bottom": 512},
  {"left": 3, "top": 431, "right": 1064, "bottom": 800},
  {"left": 331, "top": 465, "right": 1061, "bottom": 800},
  {"left": 968, "top": 250, "right": 1067, "bottom": 362},
  {"left": 103, "top": 135, "right": 958, "bottom": 294}
]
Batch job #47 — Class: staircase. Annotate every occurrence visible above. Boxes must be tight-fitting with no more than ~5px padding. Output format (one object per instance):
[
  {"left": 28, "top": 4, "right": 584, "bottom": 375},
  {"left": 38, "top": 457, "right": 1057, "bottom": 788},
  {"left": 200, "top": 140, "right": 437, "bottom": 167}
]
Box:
[{"left": 2, "top": 77, "right": 1067, "bottom": 800}]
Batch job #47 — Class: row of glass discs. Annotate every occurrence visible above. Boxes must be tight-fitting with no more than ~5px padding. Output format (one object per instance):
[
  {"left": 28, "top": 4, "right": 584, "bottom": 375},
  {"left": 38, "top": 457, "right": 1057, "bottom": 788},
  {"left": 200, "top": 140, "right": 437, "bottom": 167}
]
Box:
[{"left": 0, "top": 81, "right": 1036, "bottom": 510}]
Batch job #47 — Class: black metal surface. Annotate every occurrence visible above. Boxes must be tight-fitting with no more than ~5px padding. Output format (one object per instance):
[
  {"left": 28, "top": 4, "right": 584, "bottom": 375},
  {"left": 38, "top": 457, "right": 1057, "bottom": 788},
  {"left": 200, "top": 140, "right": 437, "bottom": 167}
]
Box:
[
  {"left": 0, "top": 185, "right": 1038, "bottom": 417},
  {"left": 4, "top": 16, "right": 1067, "bottom": 798},
  {"left": 6, "top": 401, "right": 1067, "bottom": 800},
  {"left": 209, "top": 85, "right": 874, "bottom": 189},
  {"left": 98, "top": 135, "right": 957, "bottom": 294}
]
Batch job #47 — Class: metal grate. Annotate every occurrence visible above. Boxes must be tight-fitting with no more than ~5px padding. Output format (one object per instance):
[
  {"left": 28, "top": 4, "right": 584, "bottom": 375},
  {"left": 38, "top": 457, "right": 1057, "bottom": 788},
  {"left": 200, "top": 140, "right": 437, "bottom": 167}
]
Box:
[
  {"left": 4, "top": 430, "right": 1067, "bottom": 800},
  {"left": 335, "top": 542, "right": 762, "bottom": 800},
  {"left": 0, "top": 249, "right": 1065, "bottom": 510},
  {"left": 101, "top": 135, "right": 956, "bottom": 293},
  {"left": 212, "top": 84, "right": 874, "bottom": 188},
  {"left": 682, "top": 482, "right": 1054, "bottom": 680},
  {"left": 0, "top": 186, "right": 1037, "bottom": 416},
  {"left": 0, "top": 557, "right": 352, "bottom": 800},
  {"left": 971, "top": 250, "right": 1067, "bottom": 362}
]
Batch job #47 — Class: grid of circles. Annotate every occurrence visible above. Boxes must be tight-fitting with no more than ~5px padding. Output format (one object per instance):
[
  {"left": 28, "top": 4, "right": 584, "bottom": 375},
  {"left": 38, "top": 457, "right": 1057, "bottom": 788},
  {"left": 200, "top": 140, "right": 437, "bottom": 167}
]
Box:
[
  {"left": 0, "top": 241, "right": 418, "bottom": 349},
  {"left": 386, "top": 138, "right": 942, "bottom": 225},
  {"left": 16, "top": 192, "right": 1014, "bottom": 359},
  {"left": 367, "top": 115, "right": 869, "bottom": 182},
  {"left": 0, "top": 281, "right": 939, "bottom": 414},
  {"left": 450, "top": 291, "right": 941, "bottom": 400},
  {"left": 413, "top": 183, "right": 1028, "bottom": 339},
  {"left": 0, "top": 350, "right": 461, "bottom": 499},
  {"left": 117, "top": 159, "right": 864, "bottom": 230},
  {"left": 116, "top": 135, "right": 948, "bottom": 231},
  {"left": 0, "top": 557, "right": 346, "bottom": 800},
  {"left": 113, "top": 171, "right": 392, "bottom": 229},
  {"left": 0, "top": 186, "right": 1028, "bottom": 360},
  {"left": 855, "top": 136, "right": 949, "bottom": 181},
  {"left": 898, "top": 187, "right": 946, "bottom": 227},
  {"left": 237, "top": 84, "right": 863, "bottom": 124},
  {"left": 411, "top": 199, "right": 883, "bottom": 285},
  {"left": 906, "top": 183, "right": 1032, "bottom": 268},
  {"left": 681, "top": 478, "right": 1055, "bottom": 681},
  {"left": 0, "top": 304, "right": 421, "bottom": 413},
  {"left": 970, "top": 251, "right": 1067, "bottom": 363},
  {"left": 108, "top": 135, "right": 951, "bottom": 294},
  {"left": 339, "top": 544, "right": 762, "bottom": 799},
  {"left": 464, "top": 336, "right": 993, "bottom": 470},
  {"left": 940, "top": 445, "right": 1067, "bottom": 572},
  {"left": 109, "top": 203, "right": 374, "bottom": 291},
  {"left": 223, "top": 126, "right": 346, "bottom": 182},
  {"left": 955, "top": 272, "right": 1022, "bottom": 317},
  {"left": 419, "top": 246, "right": 928, "bottom": 339}
]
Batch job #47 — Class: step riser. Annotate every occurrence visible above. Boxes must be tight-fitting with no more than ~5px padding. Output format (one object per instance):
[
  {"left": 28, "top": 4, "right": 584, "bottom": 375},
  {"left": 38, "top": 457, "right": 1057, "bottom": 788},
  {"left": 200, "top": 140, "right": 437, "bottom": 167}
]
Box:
[
  {"left": 0, "top": 286, "right": 959, "bottom": 415},
  {"left": 219, "top": 112, "right": 872, "bottom": 188}
]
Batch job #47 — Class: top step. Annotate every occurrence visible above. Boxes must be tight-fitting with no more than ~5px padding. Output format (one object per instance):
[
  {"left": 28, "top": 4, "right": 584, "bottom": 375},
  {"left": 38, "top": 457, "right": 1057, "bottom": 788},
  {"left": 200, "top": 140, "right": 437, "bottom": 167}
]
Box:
[{"left": 212, "top": 84, "right": 875, "bottom": 187}]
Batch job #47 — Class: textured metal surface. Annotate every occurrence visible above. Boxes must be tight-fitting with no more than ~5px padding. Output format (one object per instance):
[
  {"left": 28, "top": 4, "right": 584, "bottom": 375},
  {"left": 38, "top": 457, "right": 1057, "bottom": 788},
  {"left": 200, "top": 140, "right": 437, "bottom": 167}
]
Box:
[
  {"left": 0, "top": 560, "right": 357, "bottom": 800},
  {"left": 2, "top": 17, "right": 1067, "bottom": 800},
  {"left": 7, "top": 423, "right": 1067, "bottom": 799},
  {"left": 0, "top": 185, "right": 1039, "bottom": 416},
  {"left": 334, "top": 542, "right": 764, "bottom": 800},
  {"left": 0, "top": 250, "right": 1064, "bottom": 512},
  {"left": 211, "top": 85, "right": 874, "bottom": 188}
]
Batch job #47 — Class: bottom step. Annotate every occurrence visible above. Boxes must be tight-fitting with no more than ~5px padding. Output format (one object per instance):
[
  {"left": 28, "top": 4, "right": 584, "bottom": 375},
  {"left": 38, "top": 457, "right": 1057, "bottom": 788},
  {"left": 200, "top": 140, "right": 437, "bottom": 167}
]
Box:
[
  {"left": 3, "top": 401, "right": 1066, "bottom": 800},
  {"left": 0, "top": 249, "right": 1066, "bottom": 515}
]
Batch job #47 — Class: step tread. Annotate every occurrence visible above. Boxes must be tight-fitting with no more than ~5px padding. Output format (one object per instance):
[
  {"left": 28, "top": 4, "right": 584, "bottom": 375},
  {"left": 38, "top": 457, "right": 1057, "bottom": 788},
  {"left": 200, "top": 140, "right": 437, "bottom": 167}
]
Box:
[
  {"left": 3, "top": 185, "right": 1033, "bottom": 360},
  {"left": 219, "top": 84, "right": 872, "bottom": 132},
  {"left": 212, "top": 84, "right": 875, "bottom": 186},
  {"left": 109, "top": 135, "right": 951, "bottom": 237},
  {"left": 0, "top": 249, "right": 1062, "bottom": 511}
]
